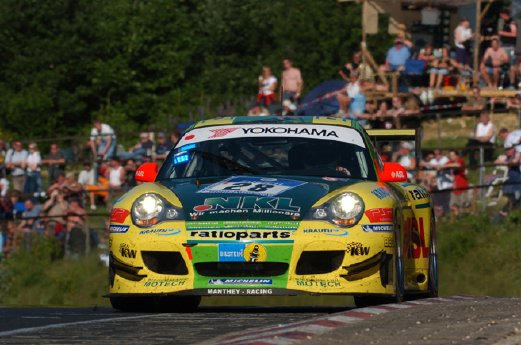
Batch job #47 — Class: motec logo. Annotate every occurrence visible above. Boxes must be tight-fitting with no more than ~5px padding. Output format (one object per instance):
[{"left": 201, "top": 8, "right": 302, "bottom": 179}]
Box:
[{"left": 192, "top": 196, "right": 301, "bottom": 216}]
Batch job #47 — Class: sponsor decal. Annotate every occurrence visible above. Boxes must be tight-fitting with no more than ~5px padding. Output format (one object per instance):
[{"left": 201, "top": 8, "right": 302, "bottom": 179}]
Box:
[
  {"left": 138, "top": 228, "right": 181, "bottom": 236},
  {"left": 119, "top": 243, "right": 137, "bottom": 259},
  {"left": 371, "top": 187, "right": 391, "bottom": 199},
  {"left": 346, "top": 242, "right": 370, "bottom": 256},
  {"left": 207, "top": 288, "right": 273, "bottom": 295},
  {"left": 209, "top": 127, "right": 239, "bottom": 138},
  {"left": 198, "top": 176, "right": 306, "bottom": 197},
  {"left": 302, "top": 228, "right": 349, "bottom": 237},
  {"left": 184, "top": 134, "right": 195, "bottom": 140},
  {"left": 243, "top": 243, "right": 267, "bottom": 262},
  {"left": 361, "top": 224, "right": 393, "bottom": 232},
  {"left": 189, "top": 230, "right": 291, "bottom": 241},
  {"left": 404, "top": 217, "right": 428, "bottom": 259},
  {"left": 408, "top": 188, "right": 429, "bottom": 201},
  {"left": 365, "top": 208, "right": 393, "bottom": 223},
  {"left": 144, "top": 279, "right": 187, "bottom": 287},
  {"left": 384, "top": 237, "right": 393, "bottom": 248},
  {"left": 391, "top": 170, "right": 406, "bottom": 179},
  {"left": 242, "top": 126, "right": 338, "bottom": 137},
  {"left": 191, "top": 196, "right": 301, "bottom": 217},
  {"left": 296, "top": 279, "right": 341, "bottom": 288},
  {"left": 218, "top": 243, "right": 245, "bottom": 262},
  {"left": 109, "top": 224, "right": 129, "bottom": 234},
  {"left": 208, "top": 279, "right": 272, "bottom": 285},
  {"left": 110, "top": 208, "right": 129, "bottom": 223},
  {"left": 187, "top": 220, "right": 299, "bottom": 231}
]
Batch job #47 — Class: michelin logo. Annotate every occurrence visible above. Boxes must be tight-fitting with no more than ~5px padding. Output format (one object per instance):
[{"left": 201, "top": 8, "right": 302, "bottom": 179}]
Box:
[
  {"left": 362, "top": 224, "right": 393, "bottom": 232},
  {"left": 208, "top": 279, "right": 272, "bottom": 285}
]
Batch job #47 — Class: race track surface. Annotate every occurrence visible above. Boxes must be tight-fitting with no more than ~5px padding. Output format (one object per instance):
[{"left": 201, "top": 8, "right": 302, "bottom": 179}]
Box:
[{"left": 1, "top": 297, "right": 521, "bottom": 344}]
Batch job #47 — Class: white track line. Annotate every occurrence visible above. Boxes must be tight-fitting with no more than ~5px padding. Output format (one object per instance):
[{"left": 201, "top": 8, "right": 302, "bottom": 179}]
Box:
[{"left": 0, "top": 314, "right": 158, "bottom": 337}]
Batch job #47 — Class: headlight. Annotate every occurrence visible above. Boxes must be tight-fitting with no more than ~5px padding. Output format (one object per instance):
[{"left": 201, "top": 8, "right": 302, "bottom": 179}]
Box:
[
  {"left": 307, "top": 192, "right": 364, "bottom": 227},
  {"left": 131, "top": 193, "right": 183, "bottom": 227}
]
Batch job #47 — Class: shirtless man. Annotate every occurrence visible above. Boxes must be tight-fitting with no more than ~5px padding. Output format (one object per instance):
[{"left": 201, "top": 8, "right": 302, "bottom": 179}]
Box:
[
  {"left": 480, "top": 38, "right": 508, "bottom": 88},
  {"left": 280, "top": 58, "right": 303, "bottom": 103}
]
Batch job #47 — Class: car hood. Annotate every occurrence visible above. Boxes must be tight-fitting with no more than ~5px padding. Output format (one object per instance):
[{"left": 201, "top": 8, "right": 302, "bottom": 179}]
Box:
[{"left": 159, "top": 175, "right": 362, "bottom": 221}]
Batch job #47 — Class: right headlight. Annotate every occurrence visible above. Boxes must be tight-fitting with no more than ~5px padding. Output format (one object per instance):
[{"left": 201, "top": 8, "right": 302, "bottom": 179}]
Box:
[
  {"left": 131, "top": 193, "right": 184, "bottom": 227},
  {"left": 306, "top": 192, "right": 365, "bottom": 227}
]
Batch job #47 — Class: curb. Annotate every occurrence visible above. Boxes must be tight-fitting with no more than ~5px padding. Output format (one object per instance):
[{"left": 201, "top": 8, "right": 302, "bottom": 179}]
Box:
[{"left": 201, "top": 296, "right": 476, "bottom": 345}]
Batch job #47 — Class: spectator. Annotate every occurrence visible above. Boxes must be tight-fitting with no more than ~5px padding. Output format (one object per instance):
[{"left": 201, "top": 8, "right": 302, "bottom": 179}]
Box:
[
  {"left": 495, "top": 140, "right": 521, "bottom": 215},
  {"left": 418, "top": 44, "right": 435, "bottom": 66},
  {"left": 462, "top": 87, "right": 486, "bottom": 111},
  {"left": 65, "top": 199, "right": 87, "bottom": 259},
  {"left": 380, "top": 37, "right": 411, "bottom": 74},
  {"left": 429, "top": 47, "right": 459, "bottom": 89},
  {"left": 426, "top": 149, "right": 452, "bottom": 217},
  {"left": 339, "top": 51, "right": 374, "bottom": 82},
  {"left": 373, "top": 100, "right": 393, "bottom": 129},
  {"left": 89, "top": 120, "right": 117, "bottom": 161},
  {"left": 106, "top": 158, "right": 126, "bottom": 190},
  {"left": 392, "top": 142, "right": 416, "bottom": 180},
  {"left": 445, "top": 150, "right": 469, "bottom": 217},
  {"left": 454, "top": 18, "right": 473, "bottom": 69},
  {"left": 152, "top": 132, "right": 173, "bottom": 161},
  {"left": 119, "top": 132, "right": 154, "bottom": 161},
  {"left": 257, "top": 66, "right": 278, "bottom": 108},
  {"left": 498, "top": 127, "right": 521, "bottom": 153},
  {"left": 498, "top": 9, "right": 517, "bottom": 87},
  {"left": 280, "top": 58, "right": 303, "bottom": 102},
  {"left": 389, "top": 96, "right": 406, "bottom": 128},
  {"left": 124, "top": 159, "right": 138, "bottom": 188},
  {"left": 5, "top": 141, "right": 28, "bottom": 193},
  {"left": 336, "top": 71, "right": 360, "bottom": 116},
  {"left": 78, "top": 161, "right": 108, "bottom": 210},
  {"left": 24, "top": 142, "right": 42, "bottom": 196},
  {"left": 14, "top": 198, "right": 42, "bottom": 249},
  {"left": 480, "top": 38, "right": 509, "bottom": 89},
  {"left": 0, "top": 177, "right": 9, "bottom": 198},
  {"left": 465, "top": 110, "right": 496, "bottom": 167},
  {"left": 170, "top": 129, "right": 181, "bottom": 146},
  {"left": 42, "top": 189, "right": 68, "bottom": 237},
  {"left": 42, "top": 143, "right": 66, "bottom": 186},
  {"left": 2, "top": 221, "right": 15, "bottom": 258}
]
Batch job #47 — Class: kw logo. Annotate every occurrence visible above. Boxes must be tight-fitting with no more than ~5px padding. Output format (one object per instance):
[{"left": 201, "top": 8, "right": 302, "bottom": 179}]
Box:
[
  {"left": 346, "top": 242, "right": 370, "bottom": 256},
  {"left": 120, "top": 243, "right": 137, "bottom": 259}
]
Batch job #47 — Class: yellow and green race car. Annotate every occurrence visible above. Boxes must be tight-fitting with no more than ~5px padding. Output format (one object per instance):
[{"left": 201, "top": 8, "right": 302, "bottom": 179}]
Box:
[{"left": 108, "top": 116, "right": 437, "bottom": 311}]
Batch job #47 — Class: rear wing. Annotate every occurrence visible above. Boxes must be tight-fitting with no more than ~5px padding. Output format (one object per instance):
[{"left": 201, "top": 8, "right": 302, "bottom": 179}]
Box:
[{"left": 366, "top": 128, "right": 423, "bottom": 178}]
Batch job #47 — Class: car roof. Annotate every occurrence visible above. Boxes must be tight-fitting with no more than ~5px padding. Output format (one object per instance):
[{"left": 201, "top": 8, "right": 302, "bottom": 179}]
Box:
[{"left": 188, "top": 116, "right": 364, "bottom": 132}]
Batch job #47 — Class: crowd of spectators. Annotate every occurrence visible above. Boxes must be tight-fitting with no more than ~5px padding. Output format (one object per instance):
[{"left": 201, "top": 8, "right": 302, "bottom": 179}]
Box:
[{"left": 0, "top": 120, "right": 180, "bottom": 259}]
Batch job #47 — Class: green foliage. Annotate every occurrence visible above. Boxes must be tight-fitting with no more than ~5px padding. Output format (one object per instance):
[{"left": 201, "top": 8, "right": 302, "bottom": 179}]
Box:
[{"left": 0, "top": 0, "right": 392, "bottom": 139}]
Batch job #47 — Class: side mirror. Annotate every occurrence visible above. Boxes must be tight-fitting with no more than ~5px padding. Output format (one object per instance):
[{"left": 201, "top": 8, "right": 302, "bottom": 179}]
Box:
[
  {"left": 135, "top": 162, "right": 158, "bottom": 183},
  {"left": 379, "top": 162, "right": 407, "bottom": 182}
]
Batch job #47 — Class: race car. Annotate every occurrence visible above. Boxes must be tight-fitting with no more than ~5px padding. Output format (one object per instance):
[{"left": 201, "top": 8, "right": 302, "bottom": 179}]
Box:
[{"left": 108, "top": 116, "right": 437, "bottom": 311}]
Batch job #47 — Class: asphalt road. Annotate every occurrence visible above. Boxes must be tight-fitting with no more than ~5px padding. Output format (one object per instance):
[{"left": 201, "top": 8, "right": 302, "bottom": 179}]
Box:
[{"left": 0, "top": 306, "right": 346, "bottom": 344}]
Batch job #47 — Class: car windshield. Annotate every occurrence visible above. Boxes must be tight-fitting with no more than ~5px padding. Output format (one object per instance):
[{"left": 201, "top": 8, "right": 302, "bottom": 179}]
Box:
[{"left": 157, "top": 124, "right": 377, "bottom": 181}]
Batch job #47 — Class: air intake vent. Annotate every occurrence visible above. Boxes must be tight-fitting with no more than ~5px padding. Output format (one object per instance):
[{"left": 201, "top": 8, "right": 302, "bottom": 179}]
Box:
[
  {"left": 194, "top": 262, "right": 288, "bottom": 277},
  {"left": 296, "top": 250, "right": 345, "bottom": 275},
  {"left": 141, "top": 251, "right": 188, "bottom": 275}
]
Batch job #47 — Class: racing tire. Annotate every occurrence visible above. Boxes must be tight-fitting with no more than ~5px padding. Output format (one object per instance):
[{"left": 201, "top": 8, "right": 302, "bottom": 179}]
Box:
[
  {"left": 110, "top": 296, "right": 201, "bottom": 313},
  {"left": 354, "top": 220, "right": 404, "bottom": 308},
  {"left": 427, "top": 212, "right": 439, "bottom": 297}
]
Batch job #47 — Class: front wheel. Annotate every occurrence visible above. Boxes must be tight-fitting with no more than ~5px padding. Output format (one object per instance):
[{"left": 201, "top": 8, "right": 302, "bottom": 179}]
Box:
[{"left": 427, "top": 212, "right": 439, "bottom": 297}]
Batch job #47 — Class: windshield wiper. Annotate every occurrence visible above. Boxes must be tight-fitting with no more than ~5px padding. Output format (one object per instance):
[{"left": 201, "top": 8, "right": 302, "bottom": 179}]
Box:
[{"left": 192, "top": 149, "right": 256, "bottom": 174}]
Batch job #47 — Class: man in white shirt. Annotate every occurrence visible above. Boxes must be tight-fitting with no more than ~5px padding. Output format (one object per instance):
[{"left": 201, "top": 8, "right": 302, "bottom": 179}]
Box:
[
  {"left": 498, "top": 127, "right": 521, "bottom": 153},
  {"left": 89, "top": 120, "right": 117, "bottom": 161},
  {"left": 465, "top": 111, "right": 496, "bottom": 167},
  {"left": 5, "top": 141, "right": 28, "bottom": 193},
  {"left": 336, "top": 72, "right": 360, "bottom": 116}
]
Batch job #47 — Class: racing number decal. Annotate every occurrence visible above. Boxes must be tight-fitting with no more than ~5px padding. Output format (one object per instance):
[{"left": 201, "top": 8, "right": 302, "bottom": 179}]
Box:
[
  {"left": 223, "top": 182, "right": 274, "bottom": 193},
  {"left": 403, "top": 217, "right": 428, "bottom": 259}
]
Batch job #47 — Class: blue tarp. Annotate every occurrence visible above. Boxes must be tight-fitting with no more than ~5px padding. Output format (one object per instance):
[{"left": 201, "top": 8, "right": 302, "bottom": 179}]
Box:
[{"left": 296, "top": 80, "right": 346, "bottom": 116}]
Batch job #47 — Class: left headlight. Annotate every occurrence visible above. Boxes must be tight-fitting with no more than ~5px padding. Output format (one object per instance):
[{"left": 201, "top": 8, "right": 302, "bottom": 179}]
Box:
[
  {"left": 131, "top": 193, "right": 183, "bottom": 227},
  {"left": 307, "top": 192, "right": 365, "bottom": 227}
]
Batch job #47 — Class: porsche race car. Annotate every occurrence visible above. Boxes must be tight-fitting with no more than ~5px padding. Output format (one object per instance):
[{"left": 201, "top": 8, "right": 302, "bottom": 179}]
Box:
[{"left": 108, "top": 116, "right": 437, "bottom": 311}]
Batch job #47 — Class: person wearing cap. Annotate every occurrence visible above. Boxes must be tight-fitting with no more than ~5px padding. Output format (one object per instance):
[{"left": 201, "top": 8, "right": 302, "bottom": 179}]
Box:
[
  {"left": 152, "top": 132, "right": 174, "bottom": 161},
  {"left": 381, "top": 37, "right": 411, "bottom": 74},
  {"left": 392, "top": 141, "right": 416, "bottom": 180},
  {"left": 498, "top": 127, "right": 521, "bottom": 153},
  {"left": 119, "top": 132, "right": 154, "bottom": 161}
]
